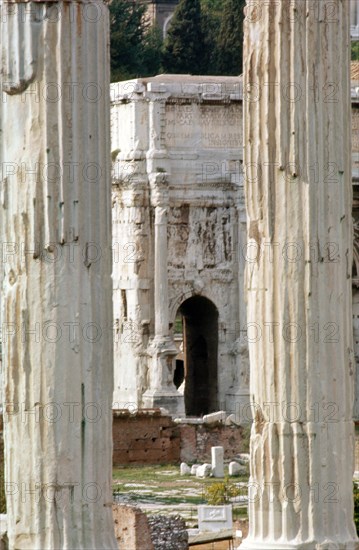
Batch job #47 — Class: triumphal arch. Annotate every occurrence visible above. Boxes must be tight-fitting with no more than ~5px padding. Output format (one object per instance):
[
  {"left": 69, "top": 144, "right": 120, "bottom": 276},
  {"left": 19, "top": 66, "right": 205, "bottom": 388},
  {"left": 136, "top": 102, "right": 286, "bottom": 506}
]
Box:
[{"left": 110, "top": 75, "right": 249, "bottom": 417}]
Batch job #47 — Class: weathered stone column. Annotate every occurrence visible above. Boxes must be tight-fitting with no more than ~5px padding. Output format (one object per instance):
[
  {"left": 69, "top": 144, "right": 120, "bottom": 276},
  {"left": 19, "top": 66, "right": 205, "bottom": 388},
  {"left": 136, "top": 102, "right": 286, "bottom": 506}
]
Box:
[
  {"left": 154, "top": 202, "right": 170, "bottom": 339},
  {"left": 143, "top": 180, "right": 185, "bottom": 415},
  {"left": 143, "top": 94, "right": 184, "bottom": 415},
  {"left": 1, "top": 1, "right": 117, "bottom": 548},
  {"left": 111, "top": 82, "right": 151, "bottom": 410},
  {"left": 242, "top": 1, "right": 358, "bottom": 548}
]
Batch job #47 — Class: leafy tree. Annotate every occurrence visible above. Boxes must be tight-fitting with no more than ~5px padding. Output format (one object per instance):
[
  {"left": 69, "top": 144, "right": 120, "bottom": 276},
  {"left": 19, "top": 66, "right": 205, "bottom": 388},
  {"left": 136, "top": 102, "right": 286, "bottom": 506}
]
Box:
[
  {"left": 352, "top": 41, "right": 359, "bottom": 61},
  {"left": 201, "top": 0, "right": 222, "bottom": 13},
  {"left": 216, "top": 0, "right": 246, "bottom": 75},
  {"left": 110, "top": 0, "right": 163, "bottom": 82},
  {"left": 141, "top": 25, "right": 163, "bottom": 77},
  {"left": 162, "top": 0, "right": 207, "bottom": 74},
  {"left": 200, "top": 0, "right": 222, "bottom": 74},
  {"left": 110, "top": 0, "right": 146, "bottom": 82}
]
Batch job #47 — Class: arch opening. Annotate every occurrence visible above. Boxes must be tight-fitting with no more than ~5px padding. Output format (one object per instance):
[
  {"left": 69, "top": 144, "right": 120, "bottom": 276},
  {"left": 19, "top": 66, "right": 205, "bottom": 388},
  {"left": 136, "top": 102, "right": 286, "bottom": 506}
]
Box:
[{"left": 175, "top": 296, "right": 219, "bottom": 416}]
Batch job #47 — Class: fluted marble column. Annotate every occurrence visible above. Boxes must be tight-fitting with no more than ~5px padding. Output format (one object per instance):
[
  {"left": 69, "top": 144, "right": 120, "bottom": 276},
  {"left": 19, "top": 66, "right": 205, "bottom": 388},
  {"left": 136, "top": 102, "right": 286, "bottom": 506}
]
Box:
[
  {"left": 154, "top": 203, "right": 170, "bottom": 339},
  {"left": 242, "top": 1, "right": 358, "bottom": 548},
  {"left": 1, "top": 1, "right": 117, "bottom": 548},
  {"left": 143, "top": 181, "right": 185, "bottom": 416},
  {"left": 142, "top": 95, "right": 184, "bottom": 415}
]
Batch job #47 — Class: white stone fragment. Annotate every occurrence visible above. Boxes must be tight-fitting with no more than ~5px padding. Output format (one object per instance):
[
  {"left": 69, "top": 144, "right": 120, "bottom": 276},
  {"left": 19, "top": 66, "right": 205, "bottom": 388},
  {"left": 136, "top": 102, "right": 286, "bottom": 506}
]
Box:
[
  {"left": 228, "top": 462, "right": 241, "bottom": 477},
  {"left": 180, "top": 462, "right": 191, "bottom": 476},
  {"left": 237, "top": 453, "right": 250, "bottom": 465},
  {"left": 202, "top": 411, "right": 227, "bottom": 424},
  {"left": 196, "top": 464, "right": 212, "bottom": 478},
  {"left": 174, "top": 417, "right": 203, "bottom": 424},
  {"left": 225, "top": 414, "right": 240, "bottom": 426},
  {"left": 191, "top": 465, "right": 200, "bottom": 475},
  {"left": 211, "top": 446, "right": 224, "bottom": 478}
]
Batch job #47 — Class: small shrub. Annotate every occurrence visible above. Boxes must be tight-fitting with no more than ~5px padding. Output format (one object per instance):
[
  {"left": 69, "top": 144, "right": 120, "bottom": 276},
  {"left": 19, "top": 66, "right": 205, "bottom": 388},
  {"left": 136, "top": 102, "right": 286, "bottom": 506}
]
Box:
[{"left": 204, "top": 477, "right": 241, "bottom": 505}]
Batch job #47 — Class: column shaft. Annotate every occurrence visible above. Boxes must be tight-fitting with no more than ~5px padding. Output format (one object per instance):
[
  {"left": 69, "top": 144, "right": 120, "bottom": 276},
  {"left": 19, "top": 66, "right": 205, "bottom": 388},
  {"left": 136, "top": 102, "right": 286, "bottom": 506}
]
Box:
[
  {"left": 154, "top": 205, "right": 169, "bottom": 338},
  {"left": 242, "top": 0, "right": 358, "bottom": 547},
  {"left": 1, "top": 2, "right": 117, "bottom": 548}
]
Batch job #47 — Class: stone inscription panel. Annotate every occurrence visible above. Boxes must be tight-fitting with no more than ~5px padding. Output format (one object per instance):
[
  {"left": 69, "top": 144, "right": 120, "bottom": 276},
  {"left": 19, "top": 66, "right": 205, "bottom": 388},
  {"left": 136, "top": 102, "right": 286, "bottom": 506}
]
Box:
[
  {"left": 200, "top": 104, "right": 242, "bottom": 149},
  {"left": 165, "top": 103, "right": 242, "bottom": 149},
  {"left": 165, "top": 104, "right": 196, "bottom": 148}
]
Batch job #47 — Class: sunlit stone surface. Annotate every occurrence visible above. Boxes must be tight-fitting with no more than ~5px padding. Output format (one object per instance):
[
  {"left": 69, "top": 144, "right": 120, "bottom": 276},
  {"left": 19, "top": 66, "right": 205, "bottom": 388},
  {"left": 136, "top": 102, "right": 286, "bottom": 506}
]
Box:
[
  {"left": 0, "top": 1, "right": 117, "bottom": 547},
  {"left": 242, "top": 0, "right": 359, "bottom": 548}
]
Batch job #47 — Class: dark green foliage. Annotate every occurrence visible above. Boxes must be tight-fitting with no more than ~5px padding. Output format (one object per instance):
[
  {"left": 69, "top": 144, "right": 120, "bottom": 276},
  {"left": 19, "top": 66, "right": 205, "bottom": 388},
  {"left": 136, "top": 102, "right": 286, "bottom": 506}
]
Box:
[
  {"left": 216, "top": 0, "right": 246, "bottom": 75},
  {"left": 201, "top": 0, "right": 222, "bottom": 12},
  {"left": 110, "top": 0, "right": 146, "bottom": 81},
  {"left": 162, "top": 0, "right": 207, "bottom": 74},
  {"left": 110, "top": 0, "right": 162, "bottom": 82},
  {"left": 109, "top": 0, "right": 246, "bottom": 80},
  {"left": 141, "top": 25, "right": 163, "bottom": 77},
  {"left": 200, "top": 3, "right": 222, "bottom": 74},
  {"left": 352, "top": 41, "right": 359, "bottom": 61}
]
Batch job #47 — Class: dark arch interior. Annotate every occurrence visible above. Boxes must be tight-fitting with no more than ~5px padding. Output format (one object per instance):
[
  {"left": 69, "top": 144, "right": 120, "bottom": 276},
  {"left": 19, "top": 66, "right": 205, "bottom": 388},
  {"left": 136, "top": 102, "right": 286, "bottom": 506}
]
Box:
[
  {"left": 173, "top": 360, "right": 184, "bottom": 389},
  {"left": 178, "top": 296, "right": 219, "bottom": 416}
]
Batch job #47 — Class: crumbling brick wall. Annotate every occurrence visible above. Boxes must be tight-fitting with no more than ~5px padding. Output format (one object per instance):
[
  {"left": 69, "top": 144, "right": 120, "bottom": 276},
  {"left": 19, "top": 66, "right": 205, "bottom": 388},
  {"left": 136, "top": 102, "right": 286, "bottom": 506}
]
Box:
[
  {"left": 113, "top": 410, "right": 181, "bottom": 465},
  {"left": 112, "top": 410, "right": 247, "bottom": 465}
]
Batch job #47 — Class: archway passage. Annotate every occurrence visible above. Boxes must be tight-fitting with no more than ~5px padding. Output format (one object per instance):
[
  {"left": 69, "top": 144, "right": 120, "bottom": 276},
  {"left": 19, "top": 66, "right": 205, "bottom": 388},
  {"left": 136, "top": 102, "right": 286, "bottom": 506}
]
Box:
[
  {"left": 177, "top": 296, "right": 219, "bottom": 416},
  {"left": 173, "top": 360, "right": 184, "bottom": 389}
]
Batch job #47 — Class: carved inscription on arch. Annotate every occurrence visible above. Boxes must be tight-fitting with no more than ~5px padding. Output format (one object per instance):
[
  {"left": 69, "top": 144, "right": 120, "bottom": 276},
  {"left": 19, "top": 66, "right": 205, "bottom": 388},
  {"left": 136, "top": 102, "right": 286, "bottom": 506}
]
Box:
[{"left": 165, "top": 103, "right": 242, "bottom": 149}]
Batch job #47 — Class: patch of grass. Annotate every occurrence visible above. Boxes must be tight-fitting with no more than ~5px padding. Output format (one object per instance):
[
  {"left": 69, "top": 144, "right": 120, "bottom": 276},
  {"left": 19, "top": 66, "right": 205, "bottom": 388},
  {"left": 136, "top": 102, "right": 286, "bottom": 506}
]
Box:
[
  {"left": 112, "top": 464, "right": 250, "bottom": 529},
  {"left": 113, "top": 464, "right": 179, "bottom": 483}
]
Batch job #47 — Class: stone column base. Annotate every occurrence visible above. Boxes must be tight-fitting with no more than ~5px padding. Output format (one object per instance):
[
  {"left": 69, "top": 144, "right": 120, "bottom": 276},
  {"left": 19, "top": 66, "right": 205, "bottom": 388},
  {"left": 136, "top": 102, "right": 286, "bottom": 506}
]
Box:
[
  {"left": 142, "top": 389, "right": 185, "bottom": 417},
  {"left": 144, "top": 335, "right": 185, "bottom": 416}
]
